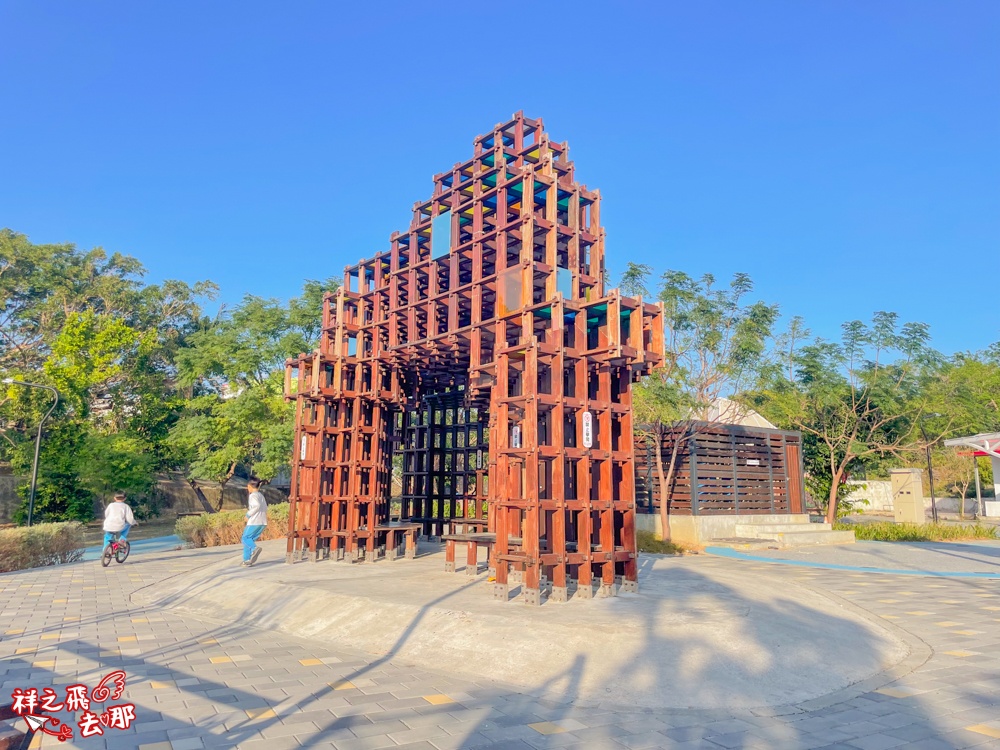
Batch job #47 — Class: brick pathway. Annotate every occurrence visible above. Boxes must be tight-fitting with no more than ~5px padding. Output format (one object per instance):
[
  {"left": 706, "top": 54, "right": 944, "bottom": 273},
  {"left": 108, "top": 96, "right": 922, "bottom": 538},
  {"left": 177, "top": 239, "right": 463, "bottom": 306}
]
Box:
[{"left": 2, "top": 543, "right": 1000, "bottom": 749}]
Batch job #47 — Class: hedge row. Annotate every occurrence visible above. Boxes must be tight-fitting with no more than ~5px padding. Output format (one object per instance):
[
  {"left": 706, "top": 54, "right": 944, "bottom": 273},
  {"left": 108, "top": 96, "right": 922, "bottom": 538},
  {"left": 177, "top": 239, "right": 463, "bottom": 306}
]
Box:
[
  {"left": 834, "top": 520, "right": 999, "bottom": 541},
  {"left": 175, "top": 503, "right": 289, "bottom": 547},
  {"left": 0, "top": 522, "right": 85, "bottom": 573}
]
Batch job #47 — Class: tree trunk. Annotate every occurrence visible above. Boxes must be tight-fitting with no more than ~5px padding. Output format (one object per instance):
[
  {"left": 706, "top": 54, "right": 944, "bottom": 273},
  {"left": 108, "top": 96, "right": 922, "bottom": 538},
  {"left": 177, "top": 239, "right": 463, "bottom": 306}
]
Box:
[
  {"left": 825, "top": 470, "right": 843, "bottom": 525},
  {"left": 187, "top": 479, "right": 216, "bottom": 514},
  {"left": 661, "top": 430, "right": 687, "bottom": 541},
  {"left": 216, "top": 464, "right": 238, "bottom": 511},
  {"left": 652, "top": 428, "right": 671, "bottom": 542},
  {"left": 959, "top": 480, "right": 972, "bottom": 520},
  {"left": 216, "top": 483, "right": 227, "bottom": 512}
]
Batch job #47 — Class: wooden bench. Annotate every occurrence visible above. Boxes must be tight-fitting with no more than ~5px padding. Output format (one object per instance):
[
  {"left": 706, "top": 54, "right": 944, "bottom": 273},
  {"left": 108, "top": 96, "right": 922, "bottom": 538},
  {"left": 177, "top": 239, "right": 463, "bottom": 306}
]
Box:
[
  {"left": 445, "top": 518, "right": 489, "bottom": 536},
  {"left": 375, "top": 523, "right": 421, "bottom": 560},
  {"left": 441, "top": 533, "right": 496, "bottom": 577}
]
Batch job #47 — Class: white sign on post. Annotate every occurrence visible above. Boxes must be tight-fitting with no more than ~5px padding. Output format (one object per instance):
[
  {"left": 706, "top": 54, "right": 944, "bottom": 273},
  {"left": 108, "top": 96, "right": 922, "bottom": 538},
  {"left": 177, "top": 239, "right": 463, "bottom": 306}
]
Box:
[
  {"left": 300, "top": 435, "right": 308, "bottom": 461},
  {"left": 511, "top": 425, "right": 522, "bottom": 449},
  {"left": 582, "top": 411, "right": 593, "bottom": 448}
]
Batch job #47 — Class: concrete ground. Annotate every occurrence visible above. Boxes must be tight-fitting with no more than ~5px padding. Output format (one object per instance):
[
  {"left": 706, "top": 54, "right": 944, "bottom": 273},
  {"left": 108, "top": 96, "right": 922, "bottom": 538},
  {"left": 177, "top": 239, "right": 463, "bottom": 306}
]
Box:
[
  {"left": 2, "top": 541, "right": 1000, "bottom": 749},
  {"left": 708, "top": 540, "right": 1000, "bottom": 576},
  {"left": 131, "top": 541, "right": 908, "bottom": 711}
]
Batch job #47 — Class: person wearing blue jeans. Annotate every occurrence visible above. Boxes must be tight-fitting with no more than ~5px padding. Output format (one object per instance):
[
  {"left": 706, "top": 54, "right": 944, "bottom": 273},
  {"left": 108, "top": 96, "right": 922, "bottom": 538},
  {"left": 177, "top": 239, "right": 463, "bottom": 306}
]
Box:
[
  {"left": 242, "top": 478, "right": 268, "bottom": 567},
  {"left": 103, "top": 492, "right": 136, "bottom": 548}
]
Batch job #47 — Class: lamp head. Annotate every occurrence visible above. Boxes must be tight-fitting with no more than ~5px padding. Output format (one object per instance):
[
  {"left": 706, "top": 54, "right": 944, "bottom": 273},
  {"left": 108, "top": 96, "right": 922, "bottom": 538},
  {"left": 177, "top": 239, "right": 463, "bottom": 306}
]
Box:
[{"left": 1, "top": 378, "right": 12, "bottom": 384}]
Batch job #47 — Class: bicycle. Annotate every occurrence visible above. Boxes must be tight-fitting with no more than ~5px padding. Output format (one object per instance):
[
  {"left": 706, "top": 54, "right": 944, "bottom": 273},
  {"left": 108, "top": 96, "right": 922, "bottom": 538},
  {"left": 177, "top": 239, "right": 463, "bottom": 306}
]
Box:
[{"left": 101, "top": 533, "right": 131, "bottom": 567}]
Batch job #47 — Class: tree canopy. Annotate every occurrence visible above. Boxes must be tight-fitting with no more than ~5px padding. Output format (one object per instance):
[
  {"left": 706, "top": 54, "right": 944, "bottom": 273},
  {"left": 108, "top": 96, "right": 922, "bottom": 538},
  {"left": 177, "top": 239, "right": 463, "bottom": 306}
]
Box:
[{"left": 0, "top": 228, "right": 336, "bottom": 522}]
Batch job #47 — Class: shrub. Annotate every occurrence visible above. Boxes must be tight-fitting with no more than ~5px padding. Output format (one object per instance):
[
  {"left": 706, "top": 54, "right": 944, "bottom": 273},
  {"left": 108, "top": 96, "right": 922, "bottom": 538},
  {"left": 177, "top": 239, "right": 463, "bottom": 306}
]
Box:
[
  {"left": 636, "top": 529, "right": 687, "bottom": 555},
  {"left": 175, "top": 503, "right": 290, "bottom": 547},
  {"left": 0, "top": 522, "right": 86, "bottom": 573},
  {"left": 834, "top": 521, "right": 1000, "bottom": 542}
]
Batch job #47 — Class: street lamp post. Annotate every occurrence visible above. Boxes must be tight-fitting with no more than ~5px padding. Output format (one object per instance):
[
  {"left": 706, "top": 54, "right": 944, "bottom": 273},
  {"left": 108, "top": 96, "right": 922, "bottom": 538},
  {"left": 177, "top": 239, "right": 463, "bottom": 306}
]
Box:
[
  {"left": 919, "top": 413, "right": 941, "bottom": 525},
  {"left": 2, "top": 379, "right": 59, "bottom": 526}
]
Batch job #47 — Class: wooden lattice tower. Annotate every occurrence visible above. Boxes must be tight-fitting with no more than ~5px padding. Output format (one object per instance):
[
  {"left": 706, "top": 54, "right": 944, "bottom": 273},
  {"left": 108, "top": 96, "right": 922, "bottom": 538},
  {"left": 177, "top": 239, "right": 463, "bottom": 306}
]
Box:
[{"left": 285, "top": 113, "right": 665, "bottom": 604}]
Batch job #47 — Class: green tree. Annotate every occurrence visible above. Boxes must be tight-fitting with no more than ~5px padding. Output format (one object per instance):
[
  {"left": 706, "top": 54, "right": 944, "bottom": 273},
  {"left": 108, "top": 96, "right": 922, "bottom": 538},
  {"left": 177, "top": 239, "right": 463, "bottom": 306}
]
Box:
[
  {"left": 170, "top": 279, "right": 338, "bottom": 507},
  {"left": 1, "top": 228, "right": 215, "bottom": 522},
  {"left": 747, "top": 312, "right": 936, "bottom": 523},
  {"left": 629, "top": 268, "right": 778, "bottom": 539}
]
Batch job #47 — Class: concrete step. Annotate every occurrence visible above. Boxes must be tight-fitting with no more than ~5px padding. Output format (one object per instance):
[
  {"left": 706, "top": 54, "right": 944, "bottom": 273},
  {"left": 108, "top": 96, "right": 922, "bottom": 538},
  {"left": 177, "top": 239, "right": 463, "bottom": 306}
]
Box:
[
  {"left": 719, "top": 524, "right": 855, "bottom": 547},
  {"left": 730, "top": 514, "right": 813, "bottom": 526},
  {"left": 708, "top": 537, "right": 784, "bottom": 551},
  {"left": 771, "top": 529, "right": 855, "bottom": 546},
  {"left": 735, "top": 522, "right": 833, "bottom": 535}
]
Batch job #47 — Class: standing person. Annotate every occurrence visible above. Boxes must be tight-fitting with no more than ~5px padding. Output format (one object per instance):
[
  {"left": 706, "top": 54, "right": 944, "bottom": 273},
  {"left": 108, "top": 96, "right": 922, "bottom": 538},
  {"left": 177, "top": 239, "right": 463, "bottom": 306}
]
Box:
[
  {"left": 103, "top": 492, "right": 136, "bottom": 550},
  {"left": 242, "top": 479, "right": 268, "bottom": 567}
]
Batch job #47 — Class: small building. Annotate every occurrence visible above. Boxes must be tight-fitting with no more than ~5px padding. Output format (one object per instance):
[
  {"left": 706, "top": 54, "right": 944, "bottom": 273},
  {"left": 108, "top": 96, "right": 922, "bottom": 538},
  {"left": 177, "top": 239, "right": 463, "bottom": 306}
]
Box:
[{"left": 634, "top": 420, "right": 810, "bottom": 545}]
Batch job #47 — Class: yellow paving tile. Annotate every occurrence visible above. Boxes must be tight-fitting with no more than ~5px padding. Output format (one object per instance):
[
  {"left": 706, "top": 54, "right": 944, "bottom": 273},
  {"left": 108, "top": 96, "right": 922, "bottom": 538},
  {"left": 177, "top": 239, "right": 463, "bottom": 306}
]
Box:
[
  {"left": 944, "top": 650, "right": 980, "bottom": 658},
  {"left": 31, "top": 660, "right": 55, "bottom": 667},
  {"left": 40, "top": 634, "right": 59, "bottom": 640},
  {"left": 299, "top": 658, "right": 323, "bottom": 666},
  {"left": 246, "top": 708, "right": 276, "bottom": 720},
  {"left": 967, "top": 724, "right": 1000, "bottom": 739},
  {"left": 131, "top": 618, "right": 149, "bottom": 623},
  {"left": 953, "top": 629, "right": 984, "bottom": 636},
  {"left": 5, "top": 629, "right": 24, "bottom": 635},
  {"left": 209, "top": 656, "right": 233, "bottom": 664},
  {"left": 149, "top": 681, "right": 175, "bottom": 689},
  {"left": 200, "top": 638, "right": 218, "bottom": 644},
  {"left": 528, "top": 722, "right": 568, "bottom": 735},
  {"left": 877, "top": 599, "right": 899, "bottom": 604},
  {"left": 982, "top": 606, "right": 1000, "bottom": 611},
  {"left": 52, "top": 599, "right": 66, "bottom": 604},
  {"left": 904, "top": 611, "right": 933, "bottom": 616},
  {"left": 935, "top": 621, "right": 962, "bottom": 627},
  {"left": 423, "top": 694, "right": 454, "bottom": 705},
  {"left": 329, "top": 680, "right": 355, "bottom": 690},
  {"left": 63, "top": 617, "right": 78, "bottom": 622},
  {"left": 117, "top": 636, "right": 137, "bottom": 642},
  {"left": 15, "top": 648, "right": 35, "bottom": 654}
]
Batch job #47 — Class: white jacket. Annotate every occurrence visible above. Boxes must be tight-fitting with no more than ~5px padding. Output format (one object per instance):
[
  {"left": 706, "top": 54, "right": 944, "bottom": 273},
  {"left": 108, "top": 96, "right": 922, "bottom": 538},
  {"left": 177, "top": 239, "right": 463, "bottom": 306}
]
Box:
[
  {"left": 246, "top": 491, "right": 268, "bottom": 526},
  {"left": 103, "top": 502, "right": 136, "bottom": 533}
]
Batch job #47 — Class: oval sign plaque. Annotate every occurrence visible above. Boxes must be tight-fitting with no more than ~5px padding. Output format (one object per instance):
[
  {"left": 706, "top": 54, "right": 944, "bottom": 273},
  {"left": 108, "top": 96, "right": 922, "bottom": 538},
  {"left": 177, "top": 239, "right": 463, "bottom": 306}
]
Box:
[{"left": 582, "top": 411, "right": 593, "bottom": 448}]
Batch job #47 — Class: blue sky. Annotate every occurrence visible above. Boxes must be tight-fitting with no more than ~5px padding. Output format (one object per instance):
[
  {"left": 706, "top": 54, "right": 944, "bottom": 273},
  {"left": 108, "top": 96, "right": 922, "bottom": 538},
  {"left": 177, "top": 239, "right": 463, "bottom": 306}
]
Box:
[{"left": 2, "top": 2, "right": 997, "bottom": 355}]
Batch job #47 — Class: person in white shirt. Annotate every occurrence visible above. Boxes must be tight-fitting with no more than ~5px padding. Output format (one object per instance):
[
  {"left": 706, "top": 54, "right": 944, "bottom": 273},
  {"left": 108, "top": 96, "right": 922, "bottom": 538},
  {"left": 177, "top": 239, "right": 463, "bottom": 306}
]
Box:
[
  {"left": 242, "top": 479, "right": 268, "bottom": 567},
  {"left": 103, "top": 492, "right": 136, "bottom": 549}
]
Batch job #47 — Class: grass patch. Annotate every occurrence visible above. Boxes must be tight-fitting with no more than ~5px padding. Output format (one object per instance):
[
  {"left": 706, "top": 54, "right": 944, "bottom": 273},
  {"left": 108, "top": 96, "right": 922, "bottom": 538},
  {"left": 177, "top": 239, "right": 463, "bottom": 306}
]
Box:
[
  {"left": 175, "top": 503, "right": 289, "bottom": 547},
  {"left": 835, "top": 521, "right": 999, "bottom": 542},
  {"left": 0, "top": 522, "right": 85, "bottom": 573},
  {"left": 636, "top": 529, "right": 687, "bottom": 554}
]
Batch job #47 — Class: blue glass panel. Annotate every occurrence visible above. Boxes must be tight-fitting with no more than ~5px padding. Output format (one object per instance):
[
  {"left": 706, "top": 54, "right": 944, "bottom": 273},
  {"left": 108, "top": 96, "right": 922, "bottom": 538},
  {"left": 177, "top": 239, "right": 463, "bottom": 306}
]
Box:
[
  {"left": 557, "top": 268, "right": 573, "bottom": 299},
  {"left": 347, "top": 336, "right": 357, "bottom": 356},
  {"left": 432, "top": 210, "right": 452, "bottom": 259}
]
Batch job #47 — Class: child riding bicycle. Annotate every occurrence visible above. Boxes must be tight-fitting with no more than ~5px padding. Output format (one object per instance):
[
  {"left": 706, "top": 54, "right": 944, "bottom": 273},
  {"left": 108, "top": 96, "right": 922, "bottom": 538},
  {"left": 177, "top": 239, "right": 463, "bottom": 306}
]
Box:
[{"left": 103, "top": 492, "right": 136, "bottom": 549}]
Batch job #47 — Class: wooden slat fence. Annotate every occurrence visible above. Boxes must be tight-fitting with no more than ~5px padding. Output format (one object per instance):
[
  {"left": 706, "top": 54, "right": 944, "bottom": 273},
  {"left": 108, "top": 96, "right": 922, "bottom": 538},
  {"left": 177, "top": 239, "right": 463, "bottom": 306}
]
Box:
[{"left": 635, "top": 422, "right": 804, "bottom": 516}]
